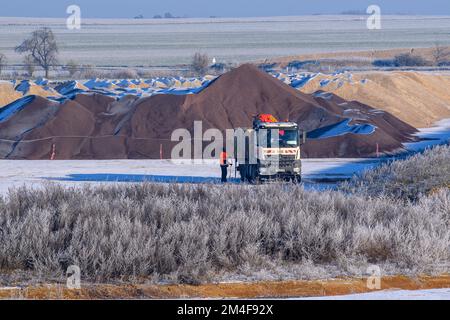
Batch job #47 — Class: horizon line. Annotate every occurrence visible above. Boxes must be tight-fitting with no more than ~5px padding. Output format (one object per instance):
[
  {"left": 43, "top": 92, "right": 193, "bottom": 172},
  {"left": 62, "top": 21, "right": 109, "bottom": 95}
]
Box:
[{"left": 1, "top": 13, "right": 449, "bottom": 20}]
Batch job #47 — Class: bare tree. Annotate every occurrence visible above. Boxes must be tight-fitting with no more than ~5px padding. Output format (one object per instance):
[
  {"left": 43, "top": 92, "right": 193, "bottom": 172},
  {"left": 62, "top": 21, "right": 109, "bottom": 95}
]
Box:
[
  {"left": 191, "top": 52, "right": 210, "bottom": 76},
  {"left": 432, "top": 43, "right": 450, "bottom": 66},
  {"left": 15, "top": 27, "right": 58, "bottom": 78},
  {"left": 0, "top": 53, "right": 6, "bottom": 76},
  {"left": 23, "top": 54, "right": 36, "bottom": 78}
]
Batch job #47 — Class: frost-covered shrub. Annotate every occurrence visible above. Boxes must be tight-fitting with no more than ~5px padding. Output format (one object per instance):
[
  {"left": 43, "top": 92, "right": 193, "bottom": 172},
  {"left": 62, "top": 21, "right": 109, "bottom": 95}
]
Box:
[
  {"left": 345, "top": 144, "right": 450, "bottom": 200},
  {"left": 111, "top": 68, "right": 139, "bottom": 79},
  {"left": 0, "top": 180, "right": 448, "bottom": 284}
]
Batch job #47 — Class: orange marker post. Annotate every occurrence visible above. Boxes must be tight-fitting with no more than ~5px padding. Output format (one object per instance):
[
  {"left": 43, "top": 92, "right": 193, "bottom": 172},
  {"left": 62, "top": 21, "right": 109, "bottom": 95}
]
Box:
[{"left": 50, "top": 144, "right": 56, "bottom": 160}]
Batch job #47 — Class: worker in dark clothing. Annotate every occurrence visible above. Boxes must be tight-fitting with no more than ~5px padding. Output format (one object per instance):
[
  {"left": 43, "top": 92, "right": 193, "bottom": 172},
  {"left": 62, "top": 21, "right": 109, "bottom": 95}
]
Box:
[{"left": 220, "top": 148, "right": 229, "bottom": 183}]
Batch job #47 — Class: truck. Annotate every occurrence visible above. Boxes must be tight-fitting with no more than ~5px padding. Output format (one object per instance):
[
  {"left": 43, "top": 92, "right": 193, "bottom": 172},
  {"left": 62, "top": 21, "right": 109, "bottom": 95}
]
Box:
[{"left": 234, "top": 114, "right": 306, "bottom": 183}]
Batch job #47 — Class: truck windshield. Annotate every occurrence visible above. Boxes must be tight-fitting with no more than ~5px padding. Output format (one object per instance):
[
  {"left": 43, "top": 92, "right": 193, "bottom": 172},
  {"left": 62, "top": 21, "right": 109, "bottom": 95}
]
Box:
[{"left": 267, "top": 129, "right": 298, "bottom": 148}]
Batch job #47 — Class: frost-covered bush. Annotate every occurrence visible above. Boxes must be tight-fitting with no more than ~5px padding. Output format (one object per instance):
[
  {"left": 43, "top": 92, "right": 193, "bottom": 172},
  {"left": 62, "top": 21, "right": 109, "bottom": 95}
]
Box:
[
  {"left": 191, "top": 52, "right": 209, "bottom": 76},
  {"left": 1, "top": 145, "right": 449, "bottom": 284},
  {"left": 111, "top": 68, "right": 139, "bottom": 79},
  {"left": 0, "top": 180, "right": 448, "bottom": 284},
  {"left": 345, "top": 144, "right": 450, "bottom": 200}
]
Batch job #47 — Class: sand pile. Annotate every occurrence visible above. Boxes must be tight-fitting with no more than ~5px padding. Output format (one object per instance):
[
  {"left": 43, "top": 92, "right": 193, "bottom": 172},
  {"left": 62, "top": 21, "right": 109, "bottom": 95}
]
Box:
[
  {"left": 0, "top": 81, "right": 22, "bottom": 107},
  {"left": 332, "top": 72, "right": 450, "bottom": 128},
  {"left": 277, "top": 71, "right": 450, "bottom": 128},
  {"left": 0, "top": 65, "right": 416, "bottom": 159},
  {"left": 0, "top": 76, "right": 217, "bottom": 105},
  {"left": 15, "top": 79, "right": 61, "bottom": 98},
  {"left": 0, "top": 80, "right": 61, "bottom": 108}
]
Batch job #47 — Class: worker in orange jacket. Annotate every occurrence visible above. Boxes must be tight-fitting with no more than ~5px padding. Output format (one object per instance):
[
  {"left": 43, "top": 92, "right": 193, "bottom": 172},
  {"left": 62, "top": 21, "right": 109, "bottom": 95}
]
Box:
[{"left": 220, "top": 148, "right": 230, "bottom": 183}]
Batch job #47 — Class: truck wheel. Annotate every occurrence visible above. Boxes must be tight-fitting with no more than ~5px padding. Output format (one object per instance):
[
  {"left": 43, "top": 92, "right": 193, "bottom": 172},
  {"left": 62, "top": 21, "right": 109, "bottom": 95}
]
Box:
[
  {"left": 245, "top": 166, "right": 253, "bottom": 183},
  {"left": 252, "top": 174, "right": 262, "bottom": 185},
  {"left": 293, "top": 175, "right": 302, "bottom": 184},
  {"left": 247, "top": 165, "right": 260, "bottom": 184},
  {"left": 238, "top": 165, "right": 248, "bottom": 182},
  {"left": 239, "top": 170, "right": 245, "bottom": 182}
]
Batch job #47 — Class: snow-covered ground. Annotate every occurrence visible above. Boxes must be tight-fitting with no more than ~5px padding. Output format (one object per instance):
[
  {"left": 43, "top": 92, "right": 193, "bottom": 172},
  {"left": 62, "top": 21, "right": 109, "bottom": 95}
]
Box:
[
  {"left": 404, "top": 119, "right": 450, "bottom": 152},
  {"left": 301, "top": 288, "right": 450, "bottom": 300},
  {"left": 2, "top": 16, "right": 449, "bottom": 67},
  {"left": 0, "top": 119, "right": 448, "bottom": 195},
  {"left": 0, "top": 158, "right": 379, "bottom": 195}
]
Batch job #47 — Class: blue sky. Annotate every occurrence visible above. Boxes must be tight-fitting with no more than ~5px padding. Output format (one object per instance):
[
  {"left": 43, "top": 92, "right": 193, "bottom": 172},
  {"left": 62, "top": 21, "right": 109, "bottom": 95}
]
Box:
[{"left": 1, "top": 0, "right": 449, "bottom": 18}]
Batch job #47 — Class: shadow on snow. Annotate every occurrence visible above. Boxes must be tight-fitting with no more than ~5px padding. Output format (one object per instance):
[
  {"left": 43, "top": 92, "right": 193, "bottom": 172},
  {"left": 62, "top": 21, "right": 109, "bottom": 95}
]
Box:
[{"left": 45, "top": 173, "right": 241, "bottom": 184}]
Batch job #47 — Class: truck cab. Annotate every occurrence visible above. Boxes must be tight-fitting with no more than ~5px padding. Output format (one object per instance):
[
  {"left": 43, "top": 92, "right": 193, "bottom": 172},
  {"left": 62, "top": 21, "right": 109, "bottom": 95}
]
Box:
[{"left": 235, "top": 114, "right": 305, "bottom": 183}]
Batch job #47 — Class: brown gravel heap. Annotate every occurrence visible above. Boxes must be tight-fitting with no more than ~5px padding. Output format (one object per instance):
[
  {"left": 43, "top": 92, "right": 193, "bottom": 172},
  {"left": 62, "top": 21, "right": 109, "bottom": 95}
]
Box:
[{"left": 0, "top": 64, "right": 416, "bottom": 159}]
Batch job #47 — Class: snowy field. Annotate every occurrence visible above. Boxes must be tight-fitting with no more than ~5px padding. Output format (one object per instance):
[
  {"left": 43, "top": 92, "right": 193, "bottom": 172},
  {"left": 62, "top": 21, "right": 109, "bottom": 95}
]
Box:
[
  {"left": 404, "top": 119, "right": 450, "bottom": 151},
  {"left": 0, "top": 158, "right": 381, "bottom": 195},
  {"left": 301, "top": 288, "right": 450, "bottom": 300},
  {"left": 1, "top": 15, "right": 450, "bottom": 66},
  {"left": 0, "top": 119, "right": 448, "bottom": 195}
]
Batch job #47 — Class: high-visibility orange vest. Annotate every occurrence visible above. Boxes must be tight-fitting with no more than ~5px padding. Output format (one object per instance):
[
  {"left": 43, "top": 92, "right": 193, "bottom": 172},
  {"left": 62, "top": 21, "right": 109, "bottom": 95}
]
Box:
[{"left": 220, "top": 152, "right": 228, "bottom": 165}]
